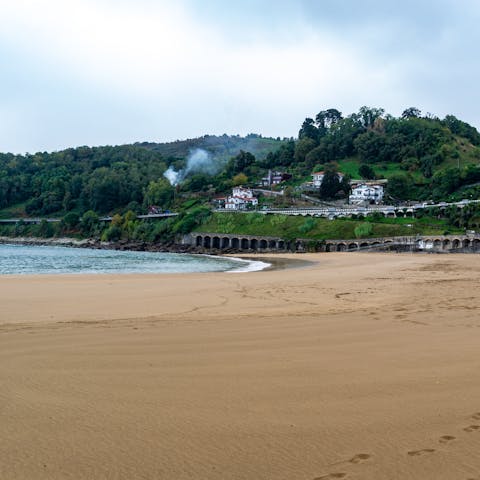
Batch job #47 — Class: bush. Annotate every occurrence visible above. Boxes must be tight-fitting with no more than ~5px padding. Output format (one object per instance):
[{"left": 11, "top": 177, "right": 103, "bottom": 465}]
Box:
[
  {"left": 354, "top": 222, "right": 373, "bottom": 238},
  {"left": 359, "top": 164, "right": 376, "bottom": 179},
  {"left": 101, "top": 224, "right": 122, "bottom": 242},
  {"left": 62, "top": 212, "right": 80, "bottom": 229},
  {"left": 298, "top": 218, "right": 315, "bottom": 234},
  {"left": 38, "top": 219, "right": 55, "bottom": 238},
  {"left": 80, "top": 210, "right": 100, "bottom": 236}
]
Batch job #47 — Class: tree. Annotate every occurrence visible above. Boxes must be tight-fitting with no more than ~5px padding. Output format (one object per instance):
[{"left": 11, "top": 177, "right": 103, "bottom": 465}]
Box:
[
  {"left": 358, "top": 106, "right": 385, "bottom": 129},
  {"left": 101, "top": 224, "right": 122, "bottom": 242},
  {"left": 386, "top": 174, "right": 413, "bottom": 200},
  {"left": 354, "top": 131, "right": 388, "bottom": 163},
  {"left": 319, "top": 171, "right": 341, "bottom": 199},
  {"left": 62, "top": 212, "right": 80, "bottom": 229},
  {"left": 402, "top": 107, "right": 422, "bottom": 119},
  {"left": 359, "top": 164, "right": 376, "bottom": 179},
  {"left": 283, "top": 186, "right": 295, "bottom": 204},
  {"left": 232, "top": 173, "right": 248, "bottom": 186},
  {"left": 38, "top": 219, "right": 55, "bottom": 237},
  {"left": 226, "top": 150, "right": 256, "bottom": 175},
  {"left": 294, "top": 137, "right": 317, "bottom": 164},
  {"left": 143, "top": 179, "right": 174, "bottom": 208},
  {"left": 298, "top": 118, "right": 318, "bottom": 141},
  {"left": 111, "top": 213, "right": 123, "bottom": 227},
  {"left": 443, "top": 115, "right": 480, "bottom": 146},
  {"left": 80, "top": 210, "right": 100, "bottom": 236},
  {"left": 315, "top": 109, "right": 343, "bottom": 134}
]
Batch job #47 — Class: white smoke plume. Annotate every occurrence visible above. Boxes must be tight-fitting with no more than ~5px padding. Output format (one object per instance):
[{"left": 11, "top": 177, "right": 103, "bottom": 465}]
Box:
[
  {"left": 163, "top": 148, "right": 219, "bottom": 186},
  {"left": 163, "top": 166, "right": 180, "bottom": 186}
]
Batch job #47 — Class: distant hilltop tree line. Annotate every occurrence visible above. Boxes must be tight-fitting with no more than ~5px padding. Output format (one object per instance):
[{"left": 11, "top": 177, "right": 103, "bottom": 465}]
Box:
[{"left": 0, "top": 107, "right": 480, "bottom": 223}]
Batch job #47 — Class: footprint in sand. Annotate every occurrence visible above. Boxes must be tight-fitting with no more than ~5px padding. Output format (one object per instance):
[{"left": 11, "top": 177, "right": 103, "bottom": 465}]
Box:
[
  {"left": 313, "top": 474, "right": 347, "bottom": 480},
  {"left": 463, "top": 425, "right": 480, "bottom": 433},
  {"left": 348, "top": 453, "right": 372, "bottom": 464},
  {"left": 407, "top": 449, "right": 435, "bottom": 456},
  {"left": 439, "top": 435, "right": 456, "bottom": 444},
  {"left": 471, "top": 412, "right": 480, "bottom": 420}
]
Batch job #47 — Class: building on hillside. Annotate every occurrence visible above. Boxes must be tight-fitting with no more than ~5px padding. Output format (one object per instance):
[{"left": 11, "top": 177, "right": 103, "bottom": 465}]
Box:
[
  {"left": 212, "top": 197, "right": 227, "bottom": 208},
  {"left": 349, "top": 183, "right": 385, "bottom": 204},
  {"left": 148, "top": 205, "right": 162, "bottom": 214},
  {"left": 312, "top": 171, "right": 325, "bottom": 188},
  {"left": 259, "top": 170, "right": 292, "bottom": 187},
  {"left": 224, "top": 186, "right": 259, "bottom": 210}
]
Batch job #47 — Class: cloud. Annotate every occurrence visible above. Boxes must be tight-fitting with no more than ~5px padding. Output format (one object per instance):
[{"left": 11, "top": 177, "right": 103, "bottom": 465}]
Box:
[{"left": 0, "top": 0, "right": 479, "bottom": 152}]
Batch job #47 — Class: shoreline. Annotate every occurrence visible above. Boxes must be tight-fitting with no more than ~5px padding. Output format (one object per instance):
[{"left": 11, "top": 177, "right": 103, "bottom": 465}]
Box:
[
  {"left": 0, "top": 236, "right": 316, "bottom": 274},
  {"left": 0, "top": 238, "right": 311, "bottom": 275}
]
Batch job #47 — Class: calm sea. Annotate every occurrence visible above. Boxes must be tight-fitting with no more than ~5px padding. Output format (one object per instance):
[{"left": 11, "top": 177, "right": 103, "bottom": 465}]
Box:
[{"left": 0, "top": 244, "right": 268, "bottom": 275}]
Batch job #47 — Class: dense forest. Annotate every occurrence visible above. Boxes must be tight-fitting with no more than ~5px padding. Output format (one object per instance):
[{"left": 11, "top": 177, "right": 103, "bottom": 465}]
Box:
[
  {"left": 2, "top": 106, "right": 480, "bottom": 242},
  {"left": 0, "top": 136, "right": 285, "bottom": 217}
]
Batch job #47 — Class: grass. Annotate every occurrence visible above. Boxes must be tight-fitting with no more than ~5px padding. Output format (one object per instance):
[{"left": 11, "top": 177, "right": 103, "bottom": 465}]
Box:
[
  {"left": 195, "top": 212, "right": 457, "bottom": 241},
  {"left": 337, "top": 158, "right": 425, "bottom": 181},
  {"left": 0, "top": 202, "right": 28, "bottom": 219}
]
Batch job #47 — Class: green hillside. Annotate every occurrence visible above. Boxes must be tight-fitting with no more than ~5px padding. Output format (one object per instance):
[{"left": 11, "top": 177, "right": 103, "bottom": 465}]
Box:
[{"left": 195, "top": 212, "right": 460, "bottom": 241}]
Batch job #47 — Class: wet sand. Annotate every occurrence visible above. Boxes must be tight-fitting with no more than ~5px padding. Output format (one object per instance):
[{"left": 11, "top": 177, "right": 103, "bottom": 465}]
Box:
[{"left": 1, "top": 252, "right": 480, "bottom": 479}]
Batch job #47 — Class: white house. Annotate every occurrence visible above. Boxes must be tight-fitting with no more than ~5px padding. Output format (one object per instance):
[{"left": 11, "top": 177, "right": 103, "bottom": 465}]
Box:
[
  {"left": 349, "top": 183, "right": 384, "bottom": 204},
  {"left": 224, "top": 187, "right": 259, "bottom": 210},
  {"left": 312, "top": 171, "right": 325, "bottom": 188}
]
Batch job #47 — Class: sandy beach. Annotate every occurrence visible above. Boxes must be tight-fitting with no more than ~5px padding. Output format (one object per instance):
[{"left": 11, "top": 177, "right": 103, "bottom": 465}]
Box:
[{"left": 1, "top": 252, "right": 480, "bottom": 479}]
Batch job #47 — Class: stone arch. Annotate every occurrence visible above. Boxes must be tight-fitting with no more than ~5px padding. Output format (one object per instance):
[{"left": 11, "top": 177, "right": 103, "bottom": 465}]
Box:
[
  {"left": 241, "top": 238, "right": 249, "bottom": 250},
  {"left": 250, "top": 238, "right": 258, "bottom": 250},
  {"left": 196, "top": 236, "right": 202, "bottom": 247},
  {"left": 336, "top": 243, "right": 347, "bottom": 252},
  {"left": 203, "top": 236, "right": 211, "bottom": 248},
  {"left": 212, "top": 237, "right": 220, "bottom": 249},
  {"left": 278, "top": 240, "right": 285, "bottom": 250},
  {"left": 259, "top": 239, "right": 268, "bottom": 249},
  {"left": 295, "top": 241, "right": 305, "bottom": 251},
  {"left": 433, "top": 239, "right": 441, "bottom": 248},
  {"left": 452, "top": 238, "right": 460, "bottom": 249},
  {"left": 348, "top": 242, "right": 358, "bottom": 251},
  {"left": 268, "top": 240, "right": 277, "bottom": 249},
  {"left": 325, "top": 243, "right": 334, "bottom": 252},
  {"left": 231, "top": 237, "right": 239, "bottom": 249},
  {"left": 473, "top": 238, "right": 480, "bottom": 250},
  {"left": 463, "top": 238, "right": 471, "bottom": 248},
  {"left": 221, "top": 237, "right": 230, "bottom": 249},
  {"left": 360, "top": 242, "right": 369, "bottom": 249},
  {"left": 443, "top": 239, "right": 451, "bottom": 249}
]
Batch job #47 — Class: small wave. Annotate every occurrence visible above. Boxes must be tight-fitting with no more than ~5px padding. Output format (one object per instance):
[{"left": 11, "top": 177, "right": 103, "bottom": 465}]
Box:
[{"left": 224, "top": 256, "right": 271, "bottom": 273}]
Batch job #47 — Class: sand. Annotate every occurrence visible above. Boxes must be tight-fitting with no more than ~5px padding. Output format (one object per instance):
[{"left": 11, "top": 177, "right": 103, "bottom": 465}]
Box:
[{"left": 1, "top": 252, "right": 480, "bottom": 479}]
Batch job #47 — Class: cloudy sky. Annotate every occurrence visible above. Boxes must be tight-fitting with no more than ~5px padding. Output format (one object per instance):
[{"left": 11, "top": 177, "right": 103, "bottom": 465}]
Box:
[{"left": 1, "top": 0, "right": 479, "bottom": 153}]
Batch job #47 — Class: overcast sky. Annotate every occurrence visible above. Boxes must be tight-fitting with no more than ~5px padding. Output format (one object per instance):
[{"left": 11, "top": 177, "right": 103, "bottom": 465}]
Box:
[{"left": 1, "top": 0, "right": 479, "bottom": 153}]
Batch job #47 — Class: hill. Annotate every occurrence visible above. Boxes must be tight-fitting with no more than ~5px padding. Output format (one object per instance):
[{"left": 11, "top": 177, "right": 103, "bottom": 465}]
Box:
[
  {"left": 136, "top": 134, "right": 287, "bottom": 162},
  {"left": 1, "top": 107, "right": 480, "bottom": 244}
]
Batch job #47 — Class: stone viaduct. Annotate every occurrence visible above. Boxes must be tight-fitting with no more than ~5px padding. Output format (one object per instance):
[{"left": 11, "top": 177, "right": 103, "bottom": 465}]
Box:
[{"left": 183, "top": 233, "right": 480, "bottom": 253}]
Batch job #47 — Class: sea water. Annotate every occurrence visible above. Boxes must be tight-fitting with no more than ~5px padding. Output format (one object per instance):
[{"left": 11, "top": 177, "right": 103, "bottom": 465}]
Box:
[{"left": 0, "top": 244, "right": 269, "bottom": 275}]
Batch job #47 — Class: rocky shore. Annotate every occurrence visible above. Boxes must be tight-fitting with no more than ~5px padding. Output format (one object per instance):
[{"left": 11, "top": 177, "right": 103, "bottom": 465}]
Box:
[{"left": 0, "top": 236, "right": 237, "bottom": 255}]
